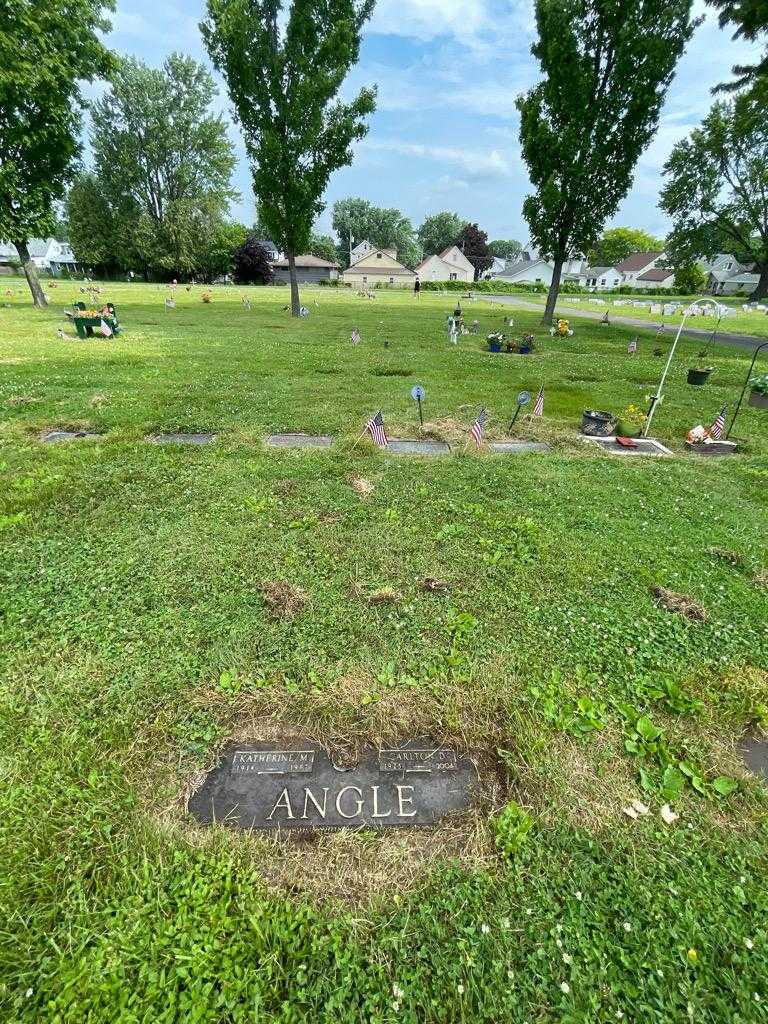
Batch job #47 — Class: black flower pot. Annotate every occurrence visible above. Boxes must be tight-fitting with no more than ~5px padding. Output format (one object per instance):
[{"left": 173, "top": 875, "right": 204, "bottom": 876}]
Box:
[
  {"left": 687, "top": 368, "right": 712, "bottom": 386},
  {"left": 581, "top": 409, "right": 616, "bottom": 436},
  {"left": 748, "top": 390, "right": 768, "bottom": 410}
]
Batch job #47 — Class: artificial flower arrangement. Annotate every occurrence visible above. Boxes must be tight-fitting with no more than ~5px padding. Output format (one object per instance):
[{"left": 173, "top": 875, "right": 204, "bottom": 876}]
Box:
[
  {"left": 550, "top": 318, "right": 573, "bottom": 338},
  {"left": 201, "top": 292, "right": 212, "bottom": 303},
  {"left": 616, "top": 403, "right": 646, "bottom": 437}
]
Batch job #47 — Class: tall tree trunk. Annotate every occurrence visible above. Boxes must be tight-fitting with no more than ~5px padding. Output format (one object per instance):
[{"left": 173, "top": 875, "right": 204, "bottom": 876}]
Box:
[
  {"left": 287, "top": 250, "right": 301, "bottom": 316},
  {"left": 14, "top": 240, "right": 48, "bottom": 308},
  {"left": 541, "top": 258, "right": 563, "bottom": 325},
  {"left": 749, "top": 264, "right": 768, "bottom": 302}
]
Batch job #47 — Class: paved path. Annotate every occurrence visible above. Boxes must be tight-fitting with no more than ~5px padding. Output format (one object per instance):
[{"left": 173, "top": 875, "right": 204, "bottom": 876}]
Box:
[{"left": 481, "top": 294, "right": 767, "bottom": 353}]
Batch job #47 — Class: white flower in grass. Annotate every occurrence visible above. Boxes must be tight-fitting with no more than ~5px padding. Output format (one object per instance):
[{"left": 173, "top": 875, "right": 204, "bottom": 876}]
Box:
[
  {"left": 457, "top": 984, "right": 465, "bottom": 995},
  {"left": 616, "top": 1011, "right": 624, "bottom": 1020},
  {"left": 623, "top": 922, "right": 632, "bottom": 933},
  {"left": 563, "top": 954, "right": 573, "bottom": 965},
  {"left": 745, "top": 938, "right": 754, "bottom": 950},
  {"left": 481, "top": 923, "right": 490, "bottom": 934},
  {"left": 393, "top": 1002, "right": 400, "bottom": 1012},
  {"left": 560, "top": 981, "right": 570, "bottom": 995},
  {"left": 392, "top": 984, "right": 404, "bottom": 999},
  {"left": 575, "top": 891, "right": 583, "bottom": 901},
  {"left": 754, "top": 993, "right": 761, "bottom": 1002},
  {"left": 25, "top": 989, "right": 33, "bottom": 999},
  {"left": 556, "top": 938, "right": 563, "bottom": 949},
  {"left": 501, "top": 917, "right": 511, "bottom": 929},
  {"left": 526, "top": 908, "right": 532, "bottom": 916}
]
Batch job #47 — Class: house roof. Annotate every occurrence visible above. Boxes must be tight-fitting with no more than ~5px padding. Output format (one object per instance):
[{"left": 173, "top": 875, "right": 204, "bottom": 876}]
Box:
[
  {"left": 616, "top": 251, "right": 663, "bottom": 272},
  {"left": 636, "top": 268, "right": 674, "bottom": 282},
  {"left": 725, "top": 272, "right": 759, "bottom": 284},
  {"left": 496, "top": 258, "right": 549, "bottom": 279},
  {"left": 584, "top": 266, "right": 618, "bottom": 277},
  {"left": 272, "top": 254, "right": 340, "bottom": 268}
]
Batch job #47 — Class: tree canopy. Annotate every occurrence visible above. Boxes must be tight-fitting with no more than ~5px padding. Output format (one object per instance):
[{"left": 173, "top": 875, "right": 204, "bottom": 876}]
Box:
[
  {"left": 232, "top": 235, "right": 275, "bottom": 285},
  {"left": 202, "top": 0, "right": 375, "bottom": 314},
  {"left": 517, "top": 0, "right": 697, "bottom": 322},
  {"left": 332, "top": 198, "right": 422, "bottom": 268},
  {"left": 0, "top": 0, "right": 116, "bottom": 305},
  {"left": 487, "top": 239, "right": 523, "bottom": 261},
  {"left": 708, "top": 0, "right": 768, "bottom": 92},
  {"left": 416, "top": 212, "right": 464, "bottom": 257},
  {"left": 307, "top": 233, "right": 339, "bottom": 264},
  {"left": 587, "top": 227, "right": 665, "bottom": 267},
  {"left": 660, "top": 83, "right": 768, "bottom": 300},
  {"left": 72, "top": 54, "right": 238, "bottom": 279},
  {"left": 457, "top": 223, "right": 492, "bottom": 280}
]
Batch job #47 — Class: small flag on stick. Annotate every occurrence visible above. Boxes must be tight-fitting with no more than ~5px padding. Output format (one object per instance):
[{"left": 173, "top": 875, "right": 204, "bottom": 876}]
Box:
[
  {"left": 99, "top": 319, "right": 113, "bottom": 337},
  {"left": 533, "top": 385, "right": 544, "bottom": 417},
  {"left": 470, "top": 408, "right": 487, "bottom": 448},
  {"left": 709, "top": 405, "right": 727, "bottom": 440},
  {"left": 365, "top": 410, "right": 388, "bottom": 448}
]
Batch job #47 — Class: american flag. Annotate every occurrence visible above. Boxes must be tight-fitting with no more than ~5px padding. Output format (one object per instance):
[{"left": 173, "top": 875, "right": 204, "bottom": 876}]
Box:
[
  {"left": 533, "top": 385, "right": 544, "bottom": 417},
  {"left": 366, "top": 410, "right": 388, "bottom": 448},
  {"left": 470, "top": 408, "right": 487, "bottom": 448},
  {"left": 99, "top": 319, "right": 113, "bottom": 337},
  {"left": 710, "top": 405, "right": 727, "bottom": 440}
]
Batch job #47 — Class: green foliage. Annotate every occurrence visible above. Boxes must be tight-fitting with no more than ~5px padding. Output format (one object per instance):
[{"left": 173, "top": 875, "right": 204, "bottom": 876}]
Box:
[
  {"left": 661, "top": 84, "right": 768, "bottom": 301},
  {"left": 708, "top": 0, "right": 768, "bottom": 91},
  {"left": 66, "top": 173, "right": 118, "bottom": 272},
  {"left": 517, "top": 0, "right": 697, "bottom": 320},
  {"left": 674, "top": 262, "right": 708, "bottom": 293},
  {"left": 202, "top": 0, "right": 376, "bottom": 313},
  {"left": 0, "top": 0, "right": 115, "bottom": 305},
  {"left": 417, "top": 212, "right": 465, "bottom": 257},
  {"left": 332, "top": 197, "right": 421, "bottom": 267},
  {"left": 232, "top": 235, "right": 274, "bottom": 285},
  {"left": 83, "top": 54, "right": 237, "bottom": 280},
  {"left": 307, "top": 233, "right": 339, "bottom": 264},
  {"left": 588, "top": 227, "right": 665, "bottom": 267},
  {"left": 488, "top": 239, "right": 523, "bottom": 260},
  {"left": 492, "top": 801, "right": 535, "bottom": 858}
]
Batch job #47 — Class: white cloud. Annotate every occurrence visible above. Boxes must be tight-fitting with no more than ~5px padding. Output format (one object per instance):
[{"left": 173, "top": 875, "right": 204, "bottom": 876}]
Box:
[
  {"left": 369, "top": 0, "right": 490, "bottom": 42},
  {"left": 362, "top": 138, "right": 514, "bottom": 178}
]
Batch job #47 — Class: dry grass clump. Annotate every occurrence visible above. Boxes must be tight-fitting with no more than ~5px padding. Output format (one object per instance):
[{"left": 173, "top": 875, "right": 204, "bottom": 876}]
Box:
[
  {"left": 421, "top": 577, "right": 451, "bottom": 595},
  {"left": 348, "top": 474, "right": 374, "bottom": 499},
  {"left": 753, "top": 568, "right": 768, "bottom": 589},
  {"left": 89, "top": 392, "right": 109, "bottom": 407},
  {"left": 259, "top": 580, "right": 308, "bottom": 618},
  {"left": 6, "top": 394, "right": 40, "bottom": 406},
  {"left": 367, "top": 587, "right": 402, "bottom": 605},
  {"left": 706, "top": 546, "right": 744, "bottom": 566},
  {"left": 651, "top": 585, "right": 708, "bottom": 622}
]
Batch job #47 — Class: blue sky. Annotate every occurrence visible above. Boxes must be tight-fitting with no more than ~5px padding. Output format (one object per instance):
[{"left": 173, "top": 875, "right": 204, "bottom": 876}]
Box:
[{"left": 98, "top": 0, "right": 762, "bottom": 244}]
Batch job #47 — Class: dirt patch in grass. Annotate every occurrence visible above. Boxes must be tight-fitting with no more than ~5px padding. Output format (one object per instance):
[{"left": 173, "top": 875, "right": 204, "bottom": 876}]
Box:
[
  {"left": 259, "top": 580, "right": 308, "bottom": 618},
  {"left": 753, "top": 568, "right": 768, "bottom": 589},
  {"left": 367, "top": 587, "right": 402, "bottom": 605},
  {"left": 706, "top": 546, "right": 745, "bottom": 567},
  {"left": 6, "top": 395, "right": 40, "bottom": 406},
  {"left": 348, "top": 474, "right": 374, "bottom": 499},
  {"left": 651, "top": 585, "right": 708, "bottom": 621},
  {"left": 370, "top": 367, "right": 412, "bottom": 377}
]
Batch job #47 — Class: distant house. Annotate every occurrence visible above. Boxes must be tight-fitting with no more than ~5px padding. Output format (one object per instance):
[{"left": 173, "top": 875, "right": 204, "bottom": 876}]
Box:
[
  {"left": 256, "top": 239, "right": 281, "bottom": 261},
  {"left": 711, "top": 270, "right": 761, "bottom": 295},
  {"left": 483, "top": 256, "right": 508, "bottom": 278},
  {"left": 0, "top": 238, "right": 79, "bottom": 276},
  {"left": 415, "top": 245, "right": 474, "bottom": 283},
  {"left": 616, "top": 251, "right": 665, "bottom": 285},
  {"left": 493, "top": 257, "right": 554, "bottom": 285},
  {"left": 272, "top": 254, "right": 340, "bottom": 284},
  {"left": 581, "top": 265, "right": 622, "bottom": 290},
  {"left": 341, "top": 248, "right": 416, "bottom": 288},
  {"left": 349, "top": 240, "right": 377, "bottom": 264},
  {"left": 635, "top": 267, "right": 675, "bottom": 290},
  {"left": 700, "top": 254, "right": 759, "bottom": 295}
]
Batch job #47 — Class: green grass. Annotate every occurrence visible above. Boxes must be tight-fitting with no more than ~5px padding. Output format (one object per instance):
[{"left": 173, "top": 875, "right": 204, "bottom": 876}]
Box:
[
  {"left": 505, "top": 289, "right": 768, "bottom": 338},
  {"left": 1, "top": 281, "right": 768, "bottom": 1022}
]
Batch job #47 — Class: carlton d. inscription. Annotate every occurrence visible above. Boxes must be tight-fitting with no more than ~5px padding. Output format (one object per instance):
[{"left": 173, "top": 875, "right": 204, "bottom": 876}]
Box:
[{"left": 187, "top": 740, "right": 476, "bottom": 832}]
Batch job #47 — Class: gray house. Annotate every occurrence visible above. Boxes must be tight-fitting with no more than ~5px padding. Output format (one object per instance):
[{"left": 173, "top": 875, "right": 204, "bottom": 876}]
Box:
[{"left": 272, "top": 254, "right": 340, "bottom": 284}]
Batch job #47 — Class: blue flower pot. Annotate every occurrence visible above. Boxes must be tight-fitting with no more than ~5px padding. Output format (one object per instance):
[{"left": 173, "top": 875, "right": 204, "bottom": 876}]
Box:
[{"left": 488, "top": 341, "right": 502, "bottom": 353}]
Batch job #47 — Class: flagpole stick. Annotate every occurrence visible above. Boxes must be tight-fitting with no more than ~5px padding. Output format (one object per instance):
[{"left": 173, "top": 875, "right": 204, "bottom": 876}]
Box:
[{"left": 508, "top": 405, "right": 521, "bottom": 432}]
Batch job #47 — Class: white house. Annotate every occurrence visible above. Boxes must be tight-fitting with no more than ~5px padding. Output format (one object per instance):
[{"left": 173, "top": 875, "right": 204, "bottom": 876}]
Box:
[
  {"left": 700, "top": 254, "right": 759, "bottom": 295},
  {"left": 349, "top": 240, "right": 378, "bottom": 263},
  {"left": 0, "top": 238, "right": 80, "bottom": 275},
  {"left": 635, "top": 267, "right": 676, "bottom": 289},
  {"left": 415, "top": 245, "right": 474, "bottom": 283},
  {"left": 581, "top": 265, "right": 622, "bottom": 289},
  {"left": 493, "top": 257, "right": 554, "bottom": 285},
  {"left": 616, "top": 251, "right": 665, "bottom": 285},
  {"left": 341, "top": 248, "right": 415, "bottom": 288}
]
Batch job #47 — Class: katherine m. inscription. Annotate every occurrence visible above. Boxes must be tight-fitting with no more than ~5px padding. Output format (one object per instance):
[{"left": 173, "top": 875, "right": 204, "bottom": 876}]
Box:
[{"left": 187, "top": 740, "right": 477, "bottom": 832}]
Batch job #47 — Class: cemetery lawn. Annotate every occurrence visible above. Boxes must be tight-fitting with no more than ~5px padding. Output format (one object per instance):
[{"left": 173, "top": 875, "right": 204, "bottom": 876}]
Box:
[{"left": 1, "top": 281, "right": 768, "bottom": 1022}]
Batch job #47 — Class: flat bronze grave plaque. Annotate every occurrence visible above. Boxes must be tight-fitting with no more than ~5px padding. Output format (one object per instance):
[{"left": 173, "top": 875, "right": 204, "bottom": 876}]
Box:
[
  {"left": 188, "top": 740, "right": 476, "bottom": 832},
  {"left": 265, "top": 433, "right": 334, "bottom": 448},
  {"left": 388, "top": 439, "right": 451, "bottom": 456},
  {"left": 489, "top": 441, "right": 550, "bottom": 454},
  {"left": 149, "top": 432, "right": 217, "bottom": 445},
  {"left": 741, "top": 733, "right": 768, "bottom": 781},
  {"left": 42, "top": 430, "right": 102, "bottom": 443}
]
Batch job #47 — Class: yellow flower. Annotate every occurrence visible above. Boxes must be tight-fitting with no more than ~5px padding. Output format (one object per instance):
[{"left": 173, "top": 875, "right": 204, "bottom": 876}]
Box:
[{"left": 687, "top": 949, "right": 698, "bottom": 963}]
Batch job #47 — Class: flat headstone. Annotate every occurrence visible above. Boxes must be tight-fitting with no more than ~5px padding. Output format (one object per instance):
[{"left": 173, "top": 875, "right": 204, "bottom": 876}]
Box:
[
  {"left": 187, "top": 739, "right": 477, "bottom": 832},
  {"left": 741, "top": 733, "right": 768, "bottom": 781},
  {"left": 490, "top": 441, "right": 550, "bottom": 454},
  {"left": 587, "top": 436, "right": 673, "bottom": 457},
  {"left": 149, "top": 432, "right": 217, "bottom": 445},
  {"left": 41, "top": 430, "right": 102, "bottom": 443},
  {"left": 265, "top": 433, "right": 334, "bottom": 448},
  {"left": 388, "top": 439, "right": 451, "bottom": 455},
  {"left": 684, "top": 440, "right": 738, "bottom": 457}
]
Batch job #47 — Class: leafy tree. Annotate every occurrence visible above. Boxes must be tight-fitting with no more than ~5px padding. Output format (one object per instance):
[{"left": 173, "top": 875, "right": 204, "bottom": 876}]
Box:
[
  {"left": 202, "top": 0, "right": 375, "bottom": 315},
  {"left": 660, "top": 83, "right": 768, "bottom": 300},
  {"left": 307, "top": 233, "right": 339, "bottom": 263},
  {"left": 488, "top": 239, "right": 523, "bottom": 260},
  {"left": 331, "top": 198, "right": 421, "bottom": 267},
  {"left": 87, "top": 54, "right": 237, "bottom": 278},
  {"left": 517, "top": 0, "right": 698, "bottom": 323},
  {"left": 708, "top": 0, "right": 768, "bottom": 92},
  {"left": 587, "top": 227, "right": 664, "bottom": 267},
  {"left": 673, "top": 262, "right": 707, "bottom": 293},
  {"left": 196, "top": 220, "right": 248, "bottom": 282},
  {"left": 457, "top": 223, "right": 492, "bottom": 281},
  {"left": 0, "top": 1, "right": 115, "bottom": 306},
  {"left": 232, "top": 235, "right": 275, "bottom": 284},
  {"left": 66, "top": 172, "right": 119, "bottom": 274},
  {"left": 417, "top": 212, "right": 464, "bottom": 256}
]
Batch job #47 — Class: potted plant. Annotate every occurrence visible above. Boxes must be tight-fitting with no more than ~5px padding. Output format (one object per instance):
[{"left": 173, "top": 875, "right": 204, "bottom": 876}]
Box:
[
  {"left": 505, "top": 337, "right": 519, "bottom": 353},
  {"left": 487, "top": 331, "right": 504, "bottom": 353},
  {"left": 616, "top": 403, "right": 646, "bottom": 437},
  {"left": 519, "top": 333, "right": 535, "bottom": 354},
  {"left": 748, "top": 373, "right": 768, "bottom": 410},
  {"left": 687, "top": 347, "right": 713, "bottom": 386},
  {"left": 581, "top": 409, "right": 617, "bottom": 436}
]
